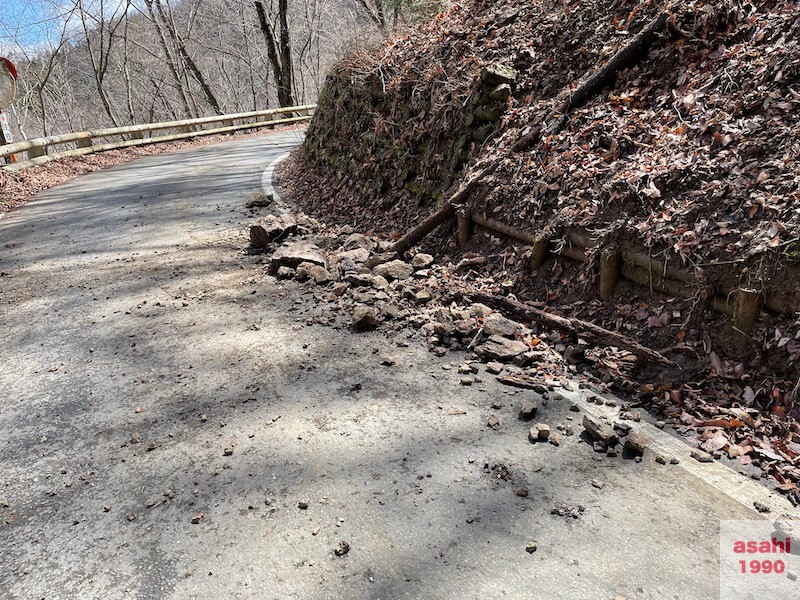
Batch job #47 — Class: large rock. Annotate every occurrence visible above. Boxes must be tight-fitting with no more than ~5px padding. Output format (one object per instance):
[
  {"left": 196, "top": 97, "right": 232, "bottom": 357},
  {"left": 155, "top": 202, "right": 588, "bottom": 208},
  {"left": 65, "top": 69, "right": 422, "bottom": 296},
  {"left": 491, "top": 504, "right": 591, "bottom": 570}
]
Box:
[
  {"left": 480, "top": 64, "right": 516, "bottom": 86},
  {"left": 474, "top": 335, "right": 528, "bottom": 361},
  {"left": 482, "top": 313, "right": 520, "bottom": 338},
  {"left": 269, "top": 241, "right": 326, "bottom": 273},
  {"left": 373, "top": 259, "right": 414, "bottom": 281},
  {"left": 250, "top": 214, "right": 297, "bottom": 248}
]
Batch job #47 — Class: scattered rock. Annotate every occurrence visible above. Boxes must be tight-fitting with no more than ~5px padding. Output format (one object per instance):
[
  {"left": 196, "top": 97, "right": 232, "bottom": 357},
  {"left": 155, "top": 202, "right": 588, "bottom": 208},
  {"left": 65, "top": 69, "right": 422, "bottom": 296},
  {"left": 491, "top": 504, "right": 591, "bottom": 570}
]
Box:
[
  {"left": 481, "top": 63, "right": 516, "bottom": 86},
  {"left": 487, "top": 415, "right": 500, "bottom": 429},
  {"left": 670, "top": 457, "right": 680, "bottom": 465},
  {"left": 373, "top": 259, "right": 413, "bottom": 281},
  {"left": 250, "top": 213, "right": 297, "bottom": 248},
  {"left": 296, "top": 262, "right": 332, "bottom": 283},
  {"left": 190, "top": 513, "right": 204, "bottom": 524},
  {"left": 364, "top": 251, "right": 399, "bottom": 269},
  {"left": 246, "top": 192, "right": 272, "bottom": 208},
  {"left": 223, "top": 447, "right": 234, "bottom": 456},
  {"left": 466, "top": 515, "right": 476, "bottom": 523},
  {"left": 624, "top": 432, "right": 647, "bottom": 455},
  {"left": 525, "top": 541, "right": 538, "bottom": 554},
  {"left": 482, "top": 313, "right": 519, "bottom": 338},
  {"left": 515, "top": 487, "right": 528, "bottom": 497},
  {"left": 334, "top": 540, "right": 351, "bottom": 556},
  {"left": 475, "top": 336, "right": 529, "bottom": 361},
  {"left": 582, "top": 415, "right": 618, "bottom": 446},
  {"left": 342, "top": 233, "right": 376, "bottom": 251},
  {"left": 351, "top": 305, "right": 380, "bottom": 331},
  {"left": 655, "top": 455, "right": 667, "bottom": 465},
  {"left": 485, "top": 361, "right": 504, "bottom": 375},
  {"left": 591, "top": 479, "right": 605, "bottom": 489},
  {"left": 411, "top": 253, "right": 434, "bottom": 268},
  {"left": 518, "top": 401, "right": 538, "bottom": 421},
  {"left": 269, "top": 241, "right": 326, "bottom": 272},
  {"left": 298, "top": 500, "right": 310, "bottom": 510},
  {"left": 753, "top": 501, "right": 771, "bottom": 514},
  {"left": 276, "top": 266, "right": 295, "bottom": 279},
  {"left": 529, "top": 423, "right": 551, "bottom": 442},
  {"left": 691, "top": 449, "right": 714, "bottom": 463}
]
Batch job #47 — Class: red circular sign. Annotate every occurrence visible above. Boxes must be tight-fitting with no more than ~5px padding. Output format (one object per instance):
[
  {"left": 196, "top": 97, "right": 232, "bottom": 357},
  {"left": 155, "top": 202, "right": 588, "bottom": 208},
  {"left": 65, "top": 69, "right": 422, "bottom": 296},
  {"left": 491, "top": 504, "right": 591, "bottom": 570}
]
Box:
[{"left": 0, "top": 58, "right": 17, "bottom": 110}]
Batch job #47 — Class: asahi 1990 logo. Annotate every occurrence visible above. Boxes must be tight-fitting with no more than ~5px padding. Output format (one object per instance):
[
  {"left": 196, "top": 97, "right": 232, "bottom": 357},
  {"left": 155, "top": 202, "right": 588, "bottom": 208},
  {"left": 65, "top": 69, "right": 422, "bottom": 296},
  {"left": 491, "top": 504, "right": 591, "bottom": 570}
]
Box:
[{"left": 721, "top": 520, "right": 800, "bottom": 598}]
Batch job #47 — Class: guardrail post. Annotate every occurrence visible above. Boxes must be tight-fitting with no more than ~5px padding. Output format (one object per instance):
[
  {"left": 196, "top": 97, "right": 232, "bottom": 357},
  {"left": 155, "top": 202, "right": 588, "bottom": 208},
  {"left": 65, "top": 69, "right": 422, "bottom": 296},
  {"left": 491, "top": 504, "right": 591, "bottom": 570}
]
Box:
[
  {"left": 77, "top": 138, "right": 93, "bottom": 149},
  {"left": 129, "top": 131, "right": 144, "bottom": 140}
]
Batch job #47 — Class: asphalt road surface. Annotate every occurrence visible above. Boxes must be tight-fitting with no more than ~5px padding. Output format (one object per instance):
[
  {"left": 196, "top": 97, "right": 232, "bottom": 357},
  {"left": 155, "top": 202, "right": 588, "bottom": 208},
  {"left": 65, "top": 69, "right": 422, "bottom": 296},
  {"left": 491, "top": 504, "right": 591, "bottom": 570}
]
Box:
[{"left": 0, "top": 131, "right": 796, "bottom": 599}]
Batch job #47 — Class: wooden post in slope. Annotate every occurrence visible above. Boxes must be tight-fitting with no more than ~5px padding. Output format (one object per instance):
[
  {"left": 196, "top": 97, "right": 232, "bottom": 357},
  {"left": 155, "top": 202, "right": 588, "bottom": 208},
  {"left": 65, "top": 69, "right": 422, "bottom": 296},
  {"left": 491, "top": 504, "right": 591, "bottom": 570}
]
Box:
[
  {"left": 599, "top": 246, "right": 621, "bottom": 300},
  {"left": 733, "top": 288, "right": 761, "bottom": 351}
]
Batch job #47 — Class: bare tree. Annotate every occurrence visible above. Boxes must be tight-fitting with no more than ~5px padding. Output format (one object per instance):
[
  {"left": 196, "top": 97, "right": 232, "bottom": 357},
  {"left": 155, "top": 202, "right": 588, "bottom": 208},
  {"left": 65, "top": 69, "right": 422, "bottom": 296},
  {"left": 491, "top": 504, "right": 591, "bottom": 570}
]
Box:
[{"left": 255, "top": 0, "right": 295, "bottom": 107}]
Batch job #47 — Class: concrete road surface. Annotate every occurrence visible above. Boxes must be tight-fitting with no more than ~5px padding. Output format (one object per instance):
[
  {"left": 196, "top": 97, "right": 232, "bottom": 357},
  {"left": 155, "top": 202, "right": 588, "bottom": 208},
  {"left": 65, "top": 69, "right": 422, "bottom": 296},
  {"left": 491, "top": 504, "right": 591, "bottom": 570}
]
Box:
[{"left": 0, "top": 131, "right": 796, "bottom": 599}]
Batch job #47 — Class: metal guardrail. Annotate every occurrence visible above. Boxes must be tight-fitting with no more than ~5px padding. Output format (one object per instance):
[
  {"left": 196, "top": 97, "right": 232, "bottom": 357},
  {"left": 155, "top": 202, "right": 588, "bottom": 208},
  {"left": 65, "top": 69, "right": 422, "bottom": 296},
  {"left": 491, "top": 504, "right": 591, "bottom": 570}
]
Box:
[{"left": 0, "top": 104, "right": 316, "bottom": 172}]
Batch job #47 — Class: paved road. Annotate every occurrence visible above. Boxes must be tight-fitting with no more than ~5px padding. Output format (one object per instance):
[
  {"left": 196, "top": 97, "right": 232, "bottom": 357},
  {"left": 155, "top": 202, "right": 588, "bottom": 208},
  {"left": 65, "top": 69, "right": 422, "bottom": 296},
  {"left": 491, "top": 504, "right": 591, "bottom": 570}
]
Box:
[{"left": 0, "top": 131, "right": 795, "bottom": 599}]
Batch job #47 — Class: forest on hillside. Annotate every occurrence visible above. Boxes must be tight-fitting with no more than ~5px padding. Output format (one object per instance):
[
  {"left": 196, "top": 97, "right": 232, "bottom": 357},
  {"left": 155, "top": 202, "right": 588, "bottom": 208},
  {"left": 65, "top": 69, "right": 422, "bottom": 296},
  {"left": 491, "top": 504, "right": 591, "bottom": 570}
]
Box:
[{"left": 0, "top": 0, "right": 441, "bottom": 140}]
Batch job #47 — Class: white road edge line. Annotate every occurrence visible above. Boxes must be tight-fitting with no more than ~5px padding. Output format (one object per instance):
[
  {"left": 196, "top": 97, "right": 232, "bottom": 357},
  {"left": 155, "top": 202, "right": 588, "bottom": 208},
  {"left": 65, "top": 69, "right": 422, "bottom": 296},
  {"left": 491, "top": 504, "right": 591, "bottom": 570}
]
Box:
[
  {"left": 560, "top": 385, "right": 800, "bottom": 519},
  {"left": 261, "top": 150, "right": 292, "bottom": 208}
]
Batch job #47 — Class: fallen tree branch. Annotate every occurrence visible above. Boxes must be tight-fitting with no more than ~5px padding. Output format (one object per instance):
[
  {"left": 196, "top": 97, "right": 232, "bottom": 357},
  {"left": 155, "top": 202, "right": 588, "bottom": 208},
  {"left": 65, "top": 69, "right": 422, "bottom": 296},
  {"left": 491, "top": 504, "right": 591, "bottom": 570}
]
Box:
[
  {"left": 468, "top": 291, "right": 679, "bottom": 368},
  {"left": 391, "top": 8, "right": 672, "bottom": 253}
]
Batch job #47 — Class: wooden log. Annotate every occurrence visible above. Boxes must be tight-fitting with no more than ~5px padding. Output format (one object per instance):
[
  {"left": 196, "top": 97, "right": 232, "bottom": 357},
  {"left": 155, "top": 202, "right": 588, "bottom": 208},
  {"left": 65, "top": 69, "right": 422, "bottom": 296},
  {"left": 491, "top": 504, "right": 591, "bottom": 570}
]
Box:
[
  {"left": 599, "top": 247, "right": 621, "bottom": 300},
  {"left": 457, "top": 209, "right": 472, "bottom": 247},
  {"left": 468, "top": 292, "right": 679, "bottom": 368},
  {"left": 471, "top": 213, "right": 537, "bottom": 243},
  {"left": 619, "top": 262, "right": 695, "bottom": 299},
  {"left": 733, "top": 288, "right": 762, "bottom": 351}
]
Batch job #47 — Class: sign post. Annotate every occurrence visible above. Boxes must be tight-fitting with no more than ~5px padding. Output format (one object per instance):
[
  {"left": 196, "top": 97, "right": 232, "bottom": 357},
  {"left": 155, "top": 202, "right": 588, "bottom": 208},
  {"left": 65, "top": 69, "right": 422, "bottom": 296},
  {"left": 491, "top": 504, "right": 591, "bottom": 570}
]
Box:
[{"left": 0, "top": 57, "right": 19, "bottom": 164}]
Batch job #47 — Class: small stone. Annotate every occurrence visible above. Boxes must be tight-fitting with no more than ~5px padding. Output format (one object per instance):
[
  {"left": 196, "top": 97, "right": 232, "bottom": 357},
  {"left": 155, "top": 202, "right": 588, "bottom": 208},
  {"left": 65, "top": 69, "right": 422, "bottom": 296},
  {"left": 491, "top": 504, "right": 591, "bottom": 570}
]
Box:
[
  {"left": 655, "top": 455, "right": 667, "bottom": 465},
  {"left": 334, "top": 541, "right": 351, "bottom": 556},
  {"left": 634, "top": 455, "right": 642, "bottom": 463},
  {"left": 606, "top": 448, "right": 618, "bottom": 457},
  {"left": 373, "top": 259, "right": 413, "bottom": 281},
  {"left": 296, "top": 262, "right": 332, "bottom": 283},
  {"left": 411, "top": 253, "right": 434, "bottom": 268},
  {"left": 515, "top": 487, "right": 528, "bottom": 498},
  {"left": 655, "top": 420, "right": 666, "bottom": 429},
  {"left": 787, "top": 570, "right": 798, "bottom": 582},
  {"left": 593, "top": 441, "right": 607, "bottom": 453},
  {"left": 753, "top": 501, "right": 771, "bottom": 514},
  {"left": 461, "top": 377, "right": 474, "bottom": 386},
  {"left": 298, "top": 500, "right": 310, "bottom": 510},
  {"left": 223, "top": 447, "right": 234, "bottom": 456},
  {"left": 518, "top": 401, "right": 538, "bottom": 421},
  {"left": 466, "top": 515, "right": 476, "bottom": 524},
  {"left": 591, "top": 479, "right": 605, "bottom": 489},
  {"left": 624, "top": 432, "right": 647, "bottom": 455},
  {"left": 190, "top": 513, "right": 204, "bottom": 524},
  {"left": 583, "top": 415, "right": 618, "bottom": 446},
  {"left": 529, "top": 423, "right": 551, "bottom": 442},
  {"left": 380, "top": 356, "right": 396, "bottom": 366},
  {"left": 569, "top": 404, "right": 580, "bottom": 412},
  {"left": 485, "top": 361, "right": 504, "bottom": 375},
  {"left": 487, "top": 415, "right": 500, "bottom": 429},
  {"left": 670, "top": 457, "right": 680, "bottom": 465},
  {"left": 613, "top": 422, "right": 632, "bottom": 436},
  {"left": 525, "top": 541, "right": 538, "bottom": 554},
  {"left": 548, "top": 433, "right": 561, "bottom": 446},
  {"left": 276, "top": 266, "right": 295, "bottom": 279},
  {"left": 352, "top": 305, "right": 380, "bottom": 331},
  {"left": 691, "top": 449, "right": 714, "bottom": 463}
]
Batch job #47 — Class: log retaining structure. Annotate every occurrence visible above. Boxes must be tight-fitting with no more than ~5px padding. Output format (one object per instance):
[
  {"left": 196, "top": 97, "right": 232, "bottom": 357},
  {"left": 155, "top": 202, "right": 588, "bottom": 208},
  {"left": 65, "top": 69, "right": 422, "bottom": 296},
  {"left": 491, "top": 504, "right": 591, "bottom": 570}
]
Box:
[
  {"left": 459, "top": 210, "right": 799, "bottom": 348},
  {"left": 0, "top": 105, "right": 316, "bottom": 172}
]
